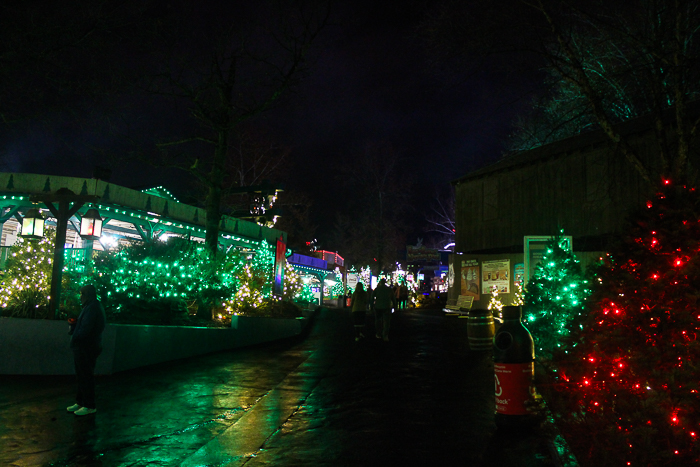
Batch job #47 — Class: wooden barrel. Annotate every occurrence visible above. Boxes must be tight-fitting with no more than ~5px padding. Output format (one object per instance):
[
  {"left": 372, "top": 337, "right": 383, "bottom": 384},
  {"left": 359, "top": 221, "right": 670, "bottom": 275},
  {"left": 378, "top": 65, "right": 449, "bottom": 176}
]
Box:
[{"left": 467, "top": 308, "right": 495, "bottom": 351}]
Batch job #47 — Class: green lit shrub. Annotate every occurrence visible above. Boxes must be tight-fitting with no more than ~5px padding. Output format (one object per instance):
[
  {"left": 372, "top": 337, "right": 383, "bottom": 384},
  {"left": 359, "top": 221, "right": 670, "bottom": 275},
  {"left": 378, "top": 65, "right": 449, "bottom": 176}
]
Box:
[{"left": 89, "top": 237, "right": 240, "bottom": 324}]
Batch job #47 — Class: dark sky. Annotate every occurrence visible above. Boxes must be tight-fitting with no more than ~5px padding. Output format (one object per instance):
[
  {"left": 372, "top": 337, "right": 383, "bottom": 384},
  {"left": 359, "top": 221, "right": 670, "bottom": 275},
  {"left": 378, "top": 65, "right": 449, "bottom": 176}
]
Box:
[
  {"left": 259, "top": 1, "right": 536, "bottom": 244},
  {"left": 2, "top": 1, "right": 538, "bottom": 248}
]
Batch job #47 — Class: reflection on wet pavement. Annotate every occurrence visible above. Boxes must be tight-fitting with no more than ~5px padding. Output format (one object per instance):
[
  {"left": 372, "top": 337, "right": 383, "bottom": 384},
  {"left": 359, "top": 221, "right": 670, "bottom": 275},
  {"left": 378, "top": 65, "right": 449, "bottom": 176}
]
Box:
[{"left": 0, "top": 308, "right": 555, "bottom": 466}]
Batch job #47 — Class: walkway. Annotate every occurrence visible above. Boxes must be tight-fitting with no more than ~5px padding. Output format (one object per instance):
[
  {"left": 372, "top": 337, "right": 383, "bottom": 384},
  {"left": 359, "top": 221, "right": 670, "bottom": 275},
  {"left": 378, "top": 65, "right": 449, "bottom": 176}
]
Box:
[{"left": 0, "top": 308, "right": 559, "bottom": 466}]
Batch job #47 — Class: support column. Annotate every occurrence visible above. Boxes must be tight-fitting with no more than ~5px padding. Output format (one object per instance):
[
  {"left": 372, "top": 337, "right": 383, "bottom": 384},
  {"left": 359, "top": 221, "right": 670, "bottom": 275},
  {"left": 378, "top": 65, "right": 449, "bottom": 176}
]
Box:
[{"left": 33, "top": 189, "right": 97, "bottom": 319}]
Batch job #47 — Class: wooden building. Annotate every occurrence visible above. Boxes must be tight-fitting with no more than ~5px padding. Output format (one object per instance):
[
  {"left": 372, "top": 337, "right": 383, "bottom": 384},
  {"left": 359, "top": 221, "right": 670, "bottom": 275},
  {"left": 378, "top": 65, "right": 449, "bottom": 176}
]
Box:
[{"left": 448, "top": 113, "right": 692, "bottom": 310}]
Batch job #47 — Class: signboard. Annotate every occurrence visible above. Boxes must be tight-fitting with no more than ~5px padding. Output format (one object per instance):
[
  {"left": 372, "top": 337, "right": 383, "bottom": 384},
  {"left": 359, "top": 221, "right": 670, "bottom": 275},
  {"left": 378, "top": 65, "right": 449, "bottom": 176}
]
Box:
[
  {"left": 482, "top": 259, "right": 510, "bottom": 294},
  {"left": 347, "top": 273, "right": 358, "bottom": 291},
  {"left": 273, "top": 235, "right": 286, "bottom": 296},
  {"left": 456, "top": 295, "right": 474, "bottom": 311},
  {"left": 460, "top": 259, "right": 480, "bottom": 300},
  {"left": 524, "top": 236, "right": 572, "bottom": 285},
  {"left": 406, "top": 246, "right": 441, "bottom": 262}
]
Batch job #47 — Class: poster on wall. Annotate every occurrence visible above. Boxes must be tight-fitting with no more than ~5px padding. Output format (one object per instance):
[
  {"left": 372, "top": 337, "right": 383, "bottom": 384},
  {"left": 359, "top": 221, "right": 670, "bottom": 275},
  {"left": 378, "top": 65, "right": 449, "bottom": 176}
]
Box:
[
  {"left": 514, "top": 263, "right": 525, "bottom": 288},
  {"left": 482, "top": 259, "right": 510, "bottom": 294},
  {"left": 461, "top": 259, "right": 480, "bottom": 300}
]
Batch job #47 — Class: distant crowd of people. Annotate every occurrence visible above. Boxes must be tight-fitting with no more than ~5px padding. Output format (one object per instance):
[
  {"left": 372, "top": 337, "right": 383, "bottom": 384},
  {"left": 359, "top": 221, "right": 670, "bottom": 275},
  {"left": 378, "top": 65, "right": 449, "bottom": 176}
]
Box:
[{"left": 349, "top": 279, "right": 410, "bottom": 342}]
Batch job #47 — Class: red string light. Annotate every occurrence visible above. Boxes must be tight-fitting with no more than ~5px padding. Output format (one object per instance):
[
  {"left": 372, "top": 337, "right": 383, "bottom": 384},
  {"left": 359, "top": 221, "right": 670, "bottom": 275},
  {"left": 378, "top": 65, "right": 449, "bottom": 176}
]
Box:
[{"left": 551, "top": 183, "right": 700, "bottom": 465}]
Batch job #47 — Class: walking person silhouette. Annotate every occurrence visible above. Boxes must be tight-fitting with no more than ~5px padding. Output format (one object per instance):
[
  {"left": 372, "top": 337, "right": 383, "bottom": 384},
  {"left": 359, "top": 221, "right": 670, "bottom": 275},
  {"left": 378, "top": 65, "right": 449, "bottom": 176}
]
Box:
[
  {"left": 372, "top": 278, "right": 396, "bottom": 342},
  {"left": 350, "top": 282, "right": 369, "bottom": 341}
]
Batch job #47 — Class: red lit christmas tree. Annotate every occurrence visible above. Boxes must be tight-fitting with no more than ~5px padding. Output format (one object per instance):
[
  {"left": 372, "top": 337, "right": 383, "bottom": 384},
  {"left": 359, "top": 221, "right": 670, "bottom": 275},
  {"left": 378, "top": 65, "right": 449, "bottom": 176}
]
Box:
[{"left": 555, "top": 182, "right": 700, "bottom": 466}]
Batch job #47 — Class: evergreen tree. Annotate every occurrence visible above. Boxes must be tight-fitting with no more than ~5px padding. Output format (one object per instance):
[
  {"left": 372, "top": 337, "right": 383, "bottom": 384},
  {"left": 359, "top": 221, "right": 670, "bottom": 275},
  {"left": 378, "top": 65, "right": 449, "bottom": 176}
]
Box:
[
  {"left": 0, "top": 229, "right": 55, "bottom": 318},
  {"left": 555, "top": 183, "right": 700, "bottom": 466},
  {"left": 487, "top": 284, "right": 504, "bottom": 318},
  {"left": 525, "top": 234, "right": 590, "bottom": 360}
]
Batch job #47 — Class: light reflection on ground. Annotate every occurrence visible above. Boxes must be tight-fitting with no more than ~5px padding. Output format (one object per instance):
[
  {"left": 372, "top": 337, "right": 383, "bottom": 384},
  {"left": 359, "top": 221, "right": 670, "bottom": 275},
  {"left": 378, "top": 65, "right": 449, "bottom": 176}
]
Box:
[{"left": 0, "top": 309, "right": 557, "bottom": 466}]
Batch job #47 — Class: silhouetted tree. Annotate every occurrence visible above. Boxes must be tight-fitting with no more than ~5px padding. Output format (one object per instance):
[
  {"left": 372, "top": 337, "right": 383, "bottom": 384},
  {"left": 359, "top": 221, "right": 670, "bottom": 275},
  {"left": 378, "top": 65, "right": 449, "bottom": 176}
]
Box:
[
  {"left": 140, "top": 0, "right": 329, "bottom": 254},
  {"left": 424, "top": 185, "right": 455, "bottom": 250},
  {"left": 333, "top": 141, "right": 412, "bottom": 272},
  {"left": 422, "top": 0, "right": 700, "bottom": 185}
]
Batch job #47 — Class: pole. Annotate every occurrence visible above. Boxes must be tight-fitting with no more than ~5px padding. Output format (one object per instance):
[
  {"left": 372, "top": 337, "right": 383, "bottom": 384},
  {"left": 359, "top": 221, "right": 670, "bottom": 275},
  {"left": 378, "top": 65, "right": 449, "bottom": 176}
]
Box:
[
  {"left": 32, "top": 189, "right": 97, "bottom": 319},
  {"left": 49, "top": 199, "right": 70, "bottom": 319}
]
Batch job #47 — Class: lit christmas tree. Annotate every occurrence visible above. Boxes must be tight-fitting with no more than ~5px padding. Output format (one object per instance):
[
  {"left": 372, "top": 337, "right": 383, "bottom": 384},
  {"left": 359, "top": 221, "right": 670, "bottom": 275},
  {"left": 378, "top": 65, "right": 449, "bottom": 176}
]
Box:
[
  {"left": 511, "top": 280, "right": 524, "bottom": 306},
  {"left": 224, "top": 243, "right": 276, "bottom": 314},
  {"left": 329, "top": 268, "right": 344, "bottom": 297},
  {"left": 282, "top": 261, "right": 304, "bottom": 301},
  {"left": 524, "top": 233, "right": 590, "bottom": 360},
  {"left": 554, "top": 182, "right": 700, "bottom": 466},
  {"left": 487, "top": 285, "right": 503, "bottom": 318},
  {"left": 0, "top": 229, "right": 55, "bottom": 317},
  {"left": 357, "top": 266, "right": 371, "bottom": 289}
]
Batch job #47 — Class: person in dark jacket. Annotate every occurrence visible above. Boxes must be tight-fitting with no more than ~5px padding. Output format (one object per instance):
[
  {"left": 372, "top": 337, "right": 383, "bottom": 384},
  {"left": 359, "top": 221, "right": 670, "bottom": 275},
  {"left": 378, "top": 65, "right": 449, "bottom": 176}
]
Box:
[
  {"left": 350, "top": 282, "right": 369, "bottom": 341},
  {"left": 66, "top": 285, "right": 106, "bottom": 416},
  {"left": 372, "top": 278, "right": 396, "bottom": 342}
]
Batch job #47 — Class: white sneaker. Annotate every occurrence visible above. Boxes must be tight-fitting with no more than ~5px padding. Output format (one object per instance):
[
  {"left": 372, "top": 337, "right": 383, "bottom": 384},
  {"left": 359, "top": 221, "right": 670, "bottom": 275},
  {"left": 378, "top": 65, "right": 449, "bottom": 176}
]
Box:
[
  {"left": 66, "top": 404, "right": 81, "bottom": 412},
  {"left": 74, "top": 407, "right": 97, "bottom": 416}
]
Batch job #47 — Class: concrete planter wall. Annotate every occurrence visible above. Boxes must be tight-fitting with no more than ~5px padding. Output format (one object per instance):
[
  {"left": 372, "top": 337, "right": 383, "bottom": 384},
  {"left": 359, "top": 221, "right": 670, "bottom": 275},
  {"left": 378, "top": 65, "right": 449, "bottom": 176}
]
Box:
[{"left": 0, "top": 314, "right": 311, "bottom": 375}]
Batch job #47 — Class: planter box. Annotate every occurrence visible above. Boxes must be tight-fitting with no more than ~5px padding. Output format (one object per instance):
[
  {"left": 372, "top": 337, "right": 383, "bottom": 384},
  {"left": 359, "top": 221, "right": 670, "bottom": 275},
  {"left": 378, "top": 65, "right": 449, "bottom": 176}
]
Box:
[{"left": 0, "top": 313, "right": 311, "bottom": 375}]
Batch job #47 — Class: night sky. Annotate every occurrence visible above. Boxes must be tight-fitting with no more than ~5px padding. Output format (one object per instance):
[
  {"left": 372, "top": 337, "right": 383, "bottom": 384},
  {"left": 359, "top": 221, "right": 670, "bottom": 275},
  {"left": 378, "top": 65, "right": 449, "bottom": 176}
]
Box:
[
  {"left": 265, "top": 1, "right": 536, "bottom": 242},
  {"left": 1, "top": 1, "right": 539, "bottom": 248}
]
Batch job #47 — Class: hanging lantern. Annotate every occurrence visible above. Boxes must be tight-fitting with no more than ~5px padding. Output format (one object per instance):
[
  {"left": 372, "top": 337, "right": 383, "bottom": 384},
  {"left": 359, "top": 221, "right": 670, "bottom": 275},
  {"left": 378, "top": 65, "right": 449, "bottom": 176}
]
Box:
[
  {"left": 21, "top": 208, "right": 45, "bottom": 239},
  {"left": 79, "top": 208, "right": 103, "bottom": 240}
]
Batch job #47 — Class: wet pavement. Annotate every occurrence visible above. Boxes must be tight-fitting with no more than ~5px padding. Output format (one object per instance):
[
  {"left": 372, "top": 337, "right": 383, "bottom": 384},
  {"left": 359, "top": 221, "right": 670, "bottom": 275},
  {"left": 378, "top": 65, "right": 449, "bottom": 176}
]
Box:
[{"left": 0, "top": 308, "right": 559, "bottom": 466}]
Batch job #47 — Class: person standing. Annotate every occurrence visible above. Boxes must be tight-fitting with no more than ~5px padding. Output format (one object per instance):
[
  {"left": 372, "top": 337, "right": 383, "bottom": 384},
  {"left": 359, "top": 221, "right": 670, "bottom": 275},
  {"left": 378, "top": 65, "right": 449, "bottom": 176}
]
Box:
[
  {"left": 399, "top": 283, "right": 409, "bottom": 309},
  {"left": 350, "top": 282, "right": 369, "bottom": 341},
  {"left": 66, "top": 285, "right": 106, "bottom": 416},
  {"left": 372, "top": 278, "right": 396, "bottom": 342}
]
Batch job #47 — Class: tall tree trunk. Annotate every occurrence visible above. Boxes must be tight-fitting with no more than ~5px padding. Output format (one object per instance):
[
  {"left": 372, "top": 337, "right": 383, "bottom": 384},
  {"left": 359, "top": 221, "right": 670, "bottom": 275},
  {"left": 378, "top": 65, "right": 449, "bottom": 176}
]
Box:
[{"left": 204, "top": 130, "right": 229, "bottom": 257}]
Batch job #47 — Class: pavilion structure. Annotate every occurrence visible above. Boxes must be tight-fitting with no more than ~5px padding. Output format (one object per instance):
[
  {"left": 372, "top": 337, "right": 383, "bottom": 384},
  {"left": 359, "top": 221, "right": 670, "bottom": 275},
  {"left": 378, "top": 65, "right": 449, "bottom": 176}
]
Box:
[{"left": 0, "top": 172, "right": 287, "bottom": 316}]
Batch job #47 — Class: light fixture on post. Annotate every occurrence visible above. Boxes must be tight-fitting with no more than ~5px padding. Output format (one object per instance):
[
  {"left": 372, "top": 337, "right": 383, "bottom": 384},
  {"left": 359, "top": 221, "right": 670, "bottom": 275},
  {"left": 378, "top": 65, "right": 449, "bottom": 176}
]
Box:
[
  {"left": 21, "top": 208, "right": 45, "bottom": 240},
  {"left": 79, "top": 208, "right": 103, "bottom": 240}
]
